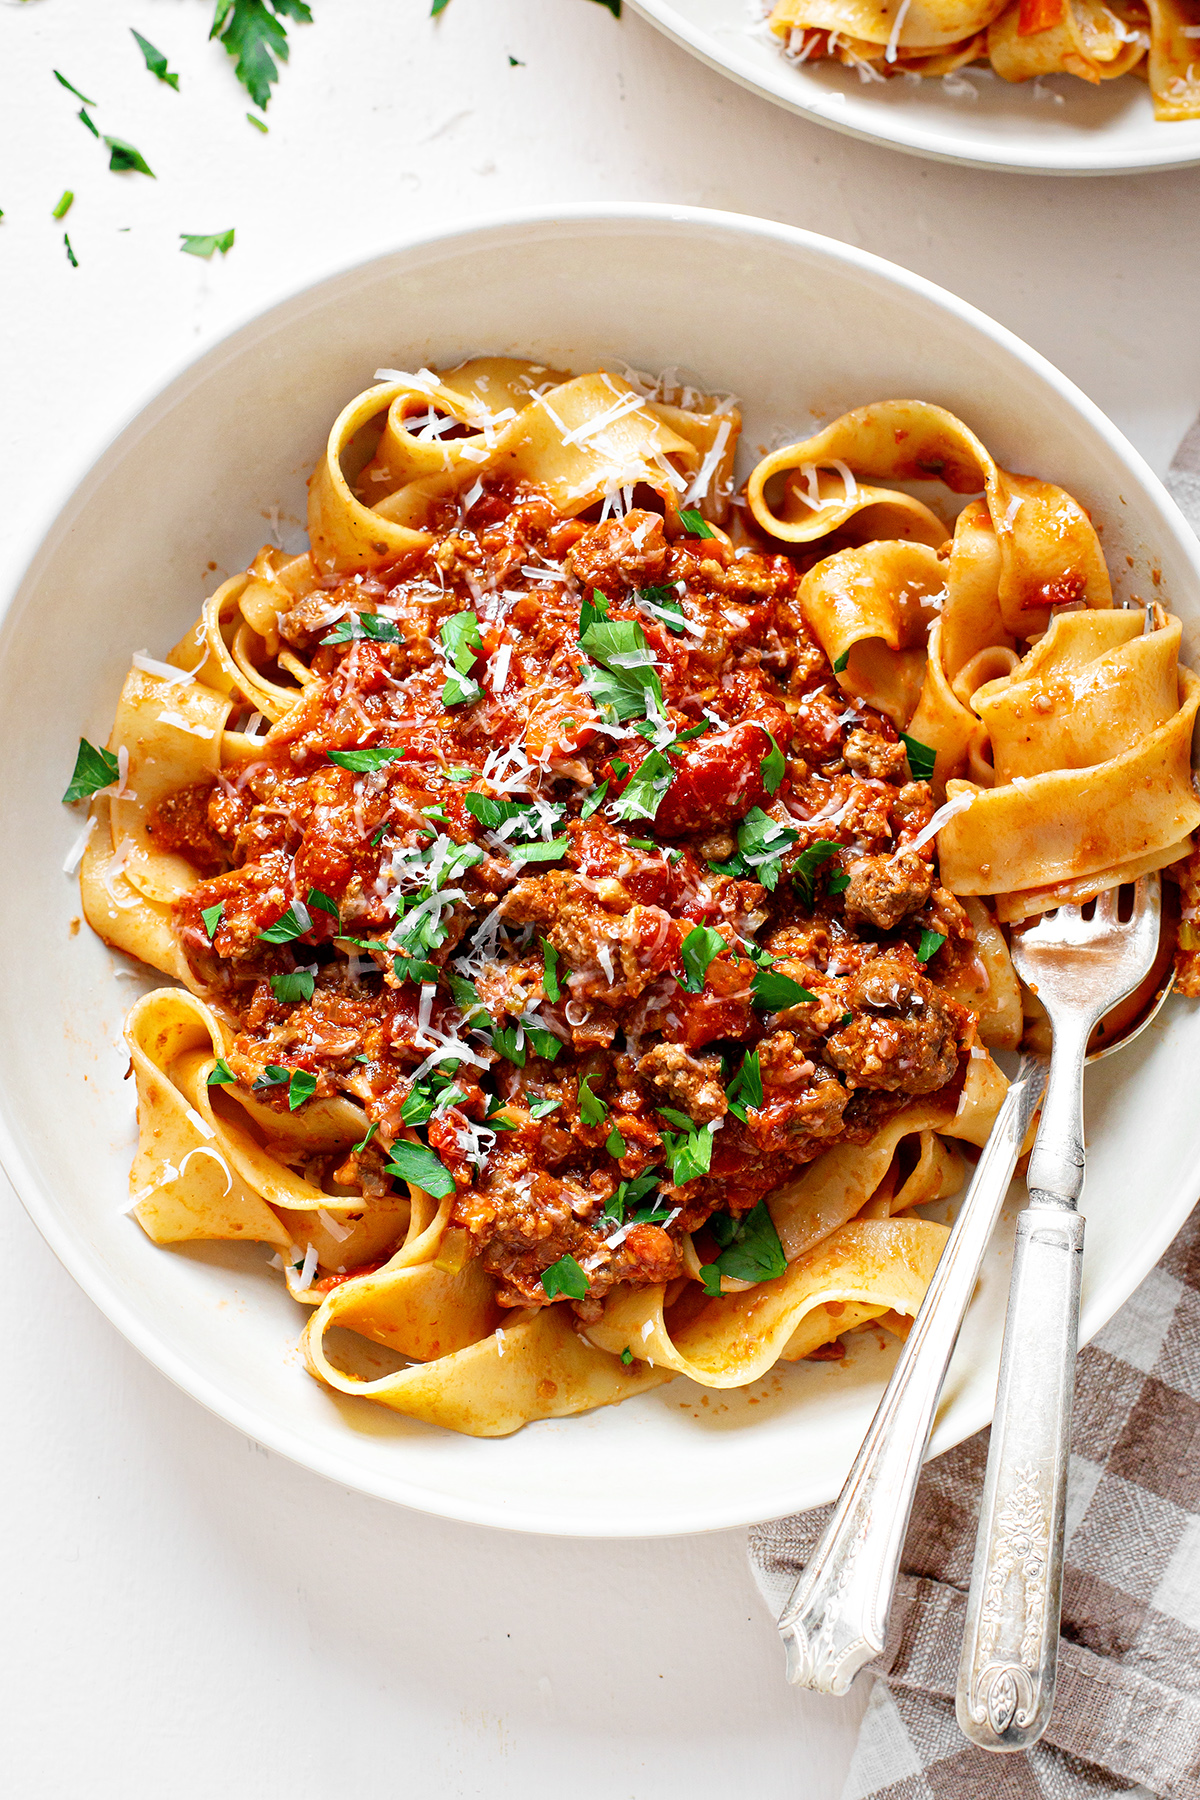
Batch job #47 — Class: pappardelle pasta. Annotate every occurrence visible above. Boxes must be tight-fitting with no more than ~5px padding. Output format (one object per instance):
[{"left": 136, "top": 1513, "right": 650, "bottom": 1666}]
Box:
[
  {"left": 762, "top": 0, "right": 1200, "bottom": 120},
  {"left": 69, "top": 359, "right": 1200, "bottom": 1437}
]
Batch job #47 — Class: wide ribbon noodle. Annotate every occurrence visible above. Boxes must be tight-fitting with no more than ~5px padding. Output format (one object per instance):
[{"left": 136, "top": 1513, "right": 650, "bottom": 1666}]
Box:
[
  {"left": 765, "top": 0, "right": 1200, "bottom": 120},
  {"left": 75, "top": 367, "right": 1197, "bottom": 1437}
]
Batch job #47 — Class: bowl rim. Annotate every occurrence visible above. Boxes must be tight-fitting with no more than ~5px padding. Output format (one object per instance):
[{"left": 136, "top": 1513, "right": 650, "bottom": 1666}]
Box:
[
  {"left": 9, "top": 200, "right": 1200, "bottom": 1536},
  {"left": 625, "top": 0, "right": 1200, "bottom": 177}
]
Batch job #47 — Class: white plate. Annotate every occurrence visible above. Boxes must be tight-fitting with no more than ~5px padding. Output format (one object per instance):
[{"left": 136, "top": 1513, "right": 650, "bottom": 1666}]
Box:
[
  {"left": 6, "top": 205, "right": 1200, "bottom": 1536},
  {"left": 628, "top": 0, "right": 1200, "bottom": 174}
]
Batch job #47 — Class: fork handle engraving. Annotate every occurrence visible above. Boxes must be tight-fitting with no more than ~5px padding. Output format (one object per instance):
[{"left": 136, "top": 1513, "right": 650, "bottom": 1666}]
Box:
[
  {"left": 778, "top": 1064, "right": 1046, "bottom": 1693},
  {"left": 956, "top": 1205, "right": 1083, "bottom": 1749}
]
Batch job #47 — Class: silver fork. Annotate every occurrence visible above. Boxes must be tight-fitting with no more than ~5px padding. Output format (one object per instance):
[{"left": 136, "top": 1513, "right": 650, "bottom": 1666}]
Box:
[{"left": 956, "top": 876, "right": 1163, "bottom": 1751}]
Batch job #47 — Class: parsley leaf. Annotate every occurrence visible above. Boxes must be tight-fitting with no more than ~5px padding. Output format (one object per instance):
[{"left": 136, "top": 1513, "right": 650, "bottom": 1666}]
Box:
[
  {"left": 258, "top": 903, "right": 310, "bottom": 944},
  {"left": 541, "top": 1254, "right": 588, "bottom": 1300},
  {"left": 760, "top": 730, "right": 786, "bottom": 796},
  {"left": 610, "top": 749, "right": 673, "bottom": 822},
  {"left": 207, "top": 1057, "right": 236, "bottom": 1087},
  {"left": 620, "top": 1346, "right": 633, "bottom": 1365},
  {"left": 490, "top": 1026, "right": 525, "bottom": 1067},
  {"left": 52, "top": 190, "right": 73, "bottom": 221},
  {"left": 384, "top": 1139, "right": 456, "bottom": 1199},
  {"left": 578, "top": 617, "right": 664, "bottom": 723},
  {"left": 678, "top": 925, "right": 725, "bottom": 993},
  {"left": 659, "top": 1115, "right": 715, "bottom": 1186},
  {"left": 105, "top": 136, "right": 155, "bottom": 177},
  {"left": 725, "top": 1049, "right": 763, "bottom": 1122},
  {"left": 321, "top": 611, "right": 402, "bottom": 645},
  {"left": 734, "top": 808, "right": 799, "bottom": 892},
  {"left": 62, "top": 738, "right": 119, "bottom": 804},
  {"left": 579, "top": 589, "right": 610, "bottom": 636},
  {"left": 78, "top": 110, "right": 99, "bottom": 138},
  {"left": 439, "top": 611, "right": 484, "bottom": 708},
  {"left": 525, "top": 1026, "right": 563, "bottom": 1062},
  {"left": 287, "top": 1069, "right": 316, "bottom": 1109},
  {"left": 635, "top": 583, "right": 687, "bottom": 634},
  {"left": 833, "top": 649, "right": 851, "bottom": 674},
  {"left": 352, "top": 1121, "right": 378, "bottom": 1156},
  {"left": 828, "top": 872, "right": 851, "bottom": 896},
  {"left": 271, "top": 969, "right": 315, "bottom": 1004},
  {"left": 211, "top": 0, "right": 312, "bottom": 111},
  {"left": 603, "top": 1168, "right": 661, "bottom": 1224},
  {"left": 605, "top": 1124, "right": 626, "bottom": 1158},
  {"left": 54, "top": 71, "right": 96, "bottom": 105},
  {"left": 901, "top": 734, "right": 937, "bottom": 781},
  {"left": 306, "top": 887, "right": 340, "bottom": 921},
  {"left": 591, "top": 0, "right": 622, "bottom": 13},
  {"left": 201, "top": 902, "right": 224, "bottom": 941},
  {"left": 704, "top": 1201, "right": 787, "bottom": 1286},
  {"left": 64, "top": 233, "right": 79, "bottom": 267},
  {"left": 181, "top": 230, "right": 235, "bottom": 259},
  {"left": 578, "top": 1075, "right": 608, "bottom": 1126},
  {"left": 794, "top": 840, "right": 841, "bottom": 906},
  {"left": 541, "top": 939, "right": 561, "bottom": 1002},
  {"left": 327, "top": 746, "right": 407, "bottom": 772},
  {"left": 916, "top": 929, "right": 946, "bottom": 964},
  {"left": 431, "top": 0, "right": 452, "bottom": 12},
  {"left": 503, "top": 837, "right": 568, "bottom": 867},
  {"left": 751, "top": 968, "right": 816, "bottom": 1011},
  {"left": 678, "top": 508, "right": 714, "bottom": 539},
  {"left": 132, "top": 30, "right": 180, "bottom": 89},
  {"left": 446, "top": 971, "right": 488, "bottom": 1025},
  {"left": 252, "top": 1065, "right": 289, "bottom": 1091},
  {"left": 528, "top": 1096, "right": 561, "bottom": 1120}
]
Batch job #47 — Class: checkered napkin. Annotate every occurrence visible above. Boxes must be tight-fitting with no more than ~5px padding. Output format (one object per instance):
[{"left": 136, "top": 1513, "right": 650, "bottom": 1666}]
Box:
[{"left": 745, "top": 428, "right": 1200, "bottom": 1800}]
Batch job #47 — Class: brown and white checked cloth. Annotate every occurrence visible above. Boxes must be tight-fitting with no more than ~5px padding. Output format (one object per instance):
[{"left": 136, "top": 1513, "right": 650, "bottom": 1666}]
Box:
[{"left": 746, "top": 425, "right": 1200, "bottom": 1800}]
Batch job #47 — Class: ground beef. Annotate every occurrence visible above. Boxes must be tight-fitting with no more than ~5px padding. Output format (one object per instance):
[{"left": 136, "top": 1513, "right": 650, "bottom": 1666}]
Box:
[
  {"left": 145, "top": 780, "right": 229, "bottom": 877},
  {"left": 844, "top": 727, "right": 908, "bottom": 783},
  {"left": 637, "top": 1044, "right": 727, "bottom": 1124},
  {"left": 844, "top": 851, "right": 934, "bottom": 932},
  {"left": 824, "top": 960, "right": 965, "bottom": 1093}
]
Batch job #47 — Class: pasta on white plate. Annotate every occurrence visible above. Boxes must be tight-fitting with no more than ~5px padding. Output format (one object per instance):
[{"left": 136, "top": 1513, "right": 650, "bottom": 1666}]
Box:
[{"left": 65, "top": 360, "right": 1200, "bottom": 1436}]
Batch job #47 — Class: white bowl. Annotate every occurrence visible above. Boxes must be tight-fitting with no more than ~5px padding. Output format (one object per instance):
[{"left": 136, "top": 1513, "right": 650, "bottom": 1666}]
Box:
[
  {"left": 8, "top": 204, "right": 1200, "bottom": 1536},
  {"left": 628, "top": 0, "right": 1200, "bottom": 175}
]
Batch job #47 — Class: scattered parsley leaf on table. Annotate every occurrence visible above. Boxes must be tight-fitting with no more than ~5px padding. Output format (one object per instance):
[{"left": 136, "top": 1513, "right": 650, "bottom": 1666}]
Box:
[
  {"left": 105, "top": 136, "right": 155, "bottom": 177},
  {"left": 52, "top": 191, "right": 73, "bottom": 220},
  {"left": 246, "top": 112, "right": 269, "bottom": 132},
  {"left": 54, "top": 71, "right": 96, "bottom": 105},
  {"left": 211, "top": 0, "right": 313, "bottom": 111},
  {"left": 132, "top": 30, "right": 181, "bottom": 90},
  {"left": 181, "top": 229, "right": 235, "bottom": 259},
  {"left": 64, "top": 234, "right": 79, "bottom": 266}
]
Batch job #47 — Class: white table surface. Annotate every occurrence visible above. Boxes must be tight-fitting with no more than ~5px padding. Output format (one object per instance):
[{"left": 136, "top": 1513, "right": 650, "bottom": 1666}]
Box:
[{"left": 2, "top": 2, "right": 1198, "bottom": 1795}]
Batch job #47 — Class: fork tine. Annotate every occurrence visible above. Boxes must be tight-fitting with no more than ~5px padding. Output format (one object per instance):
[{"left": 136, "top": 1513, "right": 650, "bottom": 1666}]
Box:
[{"left": 1095, "top": 887, "right": 1118, "bottom": 925}]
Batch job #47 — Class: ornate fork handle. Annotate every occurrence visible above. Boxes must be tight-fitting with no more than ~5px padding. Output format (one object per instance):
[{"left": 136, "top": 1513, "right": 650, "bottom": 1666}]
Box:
[
  {"left": 778, "top": 1059, "right": 1047, "bottom": 1692},
  {"left": 956, "top": 1013, "right": 1090, "bottom": 1749}
]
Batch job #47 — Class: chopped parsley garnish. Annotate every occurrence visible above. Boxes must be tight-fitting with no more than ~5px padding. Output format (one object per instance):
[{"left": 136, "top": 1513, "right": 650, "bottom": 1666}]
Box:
[
  {"left": 578, "top": 616, "right": 664, "bottom": 723},
  {"left": 321, "top": 610, "right": 402, "bottom": 644},
  {"left": 287, "top": 1069, "right": 317, "bottom": 1109},
  {"left": 751, "top": 968, "right": 816, "bottom": 1012},
  {"left": 528, "top": 1096, "right": 561, "bottom": 1121},
  {"left": 657, "top": 1111, "right": 715, "bottom": 1185},
  {"left": 327, "top": 746, "right": 407, "bottom": 772},
  {"left": 916, "top": 929, "right": 946, "bottom": 964},
  {"left": 725, "top": 1049, "right": 763, "bottom": 1122},
  {"left": 828, "top": 872, "right": 851, "bottom": 896},
  {"left": 579, "top": 589, "right": 610, "bottom": 636},
  {"left": 393, "top": 956, "right": 438, "bottom": 984},
  {"left": 446, "top": 763, "right": 475, "bottom": 782},
  {"left": 678, "top": 924, "right": 724, "bottom": 993},
  {"left": 306, "top": 887, "right": 340, "bottom": 921},
  {"left": 541, "top": 1254, "right": 589, "bottom": 1300},
  {"left": 678, "top": 508, "right": 714, "bottom": 539},
  {"left": 699, "top": 1201, "right": 787, "bottom": 1295},
  {"left": 627, "top": 838, "right": 655, "bottom": 851},
  {"left": 132, "top": 30, "right": 181, "bottom": 89},
  {"left": 64, "top": 233, "right": 79, "bottom": 267},
  {"left": 610, "top": 760, "right": 630, "bottom": 781},
  {"left": 246, "top": 111, "right": 269, "bottom": 131},
  {"left": 794, "top": 840, "right": 841, "bottom": 906},
  {"left": 541, "top": 939, "right": 561, "bottom": 1002},
  {"left": 833, "top": 649, "right": 851, "bottom": 674},
  {"left": 52, "top": 190, "right": 74, "bottom": 220},
  {"left": 446, "top": 971, "right": 488, "bottom": 1025},
  {"left": 352, "top": 1121, "right": 378, "bottom": 1155},
  {"left": 439, "top": 611, "right": 485, "bottom": 707},
  {"left": 605, "top": 1124, "right": 626, "bottom": 1158},
  {"left": 384, "top": 1139, "right": 457, "bottom": 1200},
  {"left": 54, "top": 71, "right": 96, "bottom": 105},
  {"left": 620, "top": 1346, "right": 633, "bottom": 1365},
  {"left": 207, "top": 1057, "right": 236, "bottom": 1087},
  {"left": 181, "top": 230, "right": 235, "bottom": 259},
  {"left": 258, "top": 903, "right": 310, "bottom": 944},
  {"left": 431, "top": 0, "right": 452, "bottom": 12},
  {"left": 760, "top": 730, "right": 786, "bottom": 796},
  {"left": 603, "top": 1168, "right": 661, "bottom": 1224},
  {"left": 401, "top": 1075, "right": 464, "bottom": 1127},
  {"left": 901, "top": 734, "right": 937, "bottom": 781},
  {"left": 464, "top": 793, "right": 563, "bottom": 836},
  {"left": 105, "top": 136, "right": 155, "bottom": 177},
  {"left": 610, "top": 749, "right": 673, "bottom": 822},
  {"left": 201, "top": 903, "right": 224, "bottom": 941},
  {"left": 252, "top": 1065, "right": 290, "bottom": 1091},
  {"left": 490, "top": 1025, "right": 525, "bottom": 1067},
  {"left": 524, "top": 1025, "right": 563, "bottom": 1062},
  {"left": 270, "top": 969, "right": 315, "bottom": 1004},
  {"left": 211, "top": 0, "right": 313, "bottom": 111},
  {"left": 62, "top": 737, "right": 119, "bottom": 804},
  {"left": 371, "top": 823, "right": 390, "bottom": 844},
  {"left": 78, "top": 110, "right": 99, "bottom": 137},
  {"left": 714, "top": 808, "right": 799, "bottom": 892},
  {"left": 635, "top": 583, "right": 686, "bottom": 634},
  {"left": 577, "top": 1075, "right": 608, "bottom": 1126}
]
